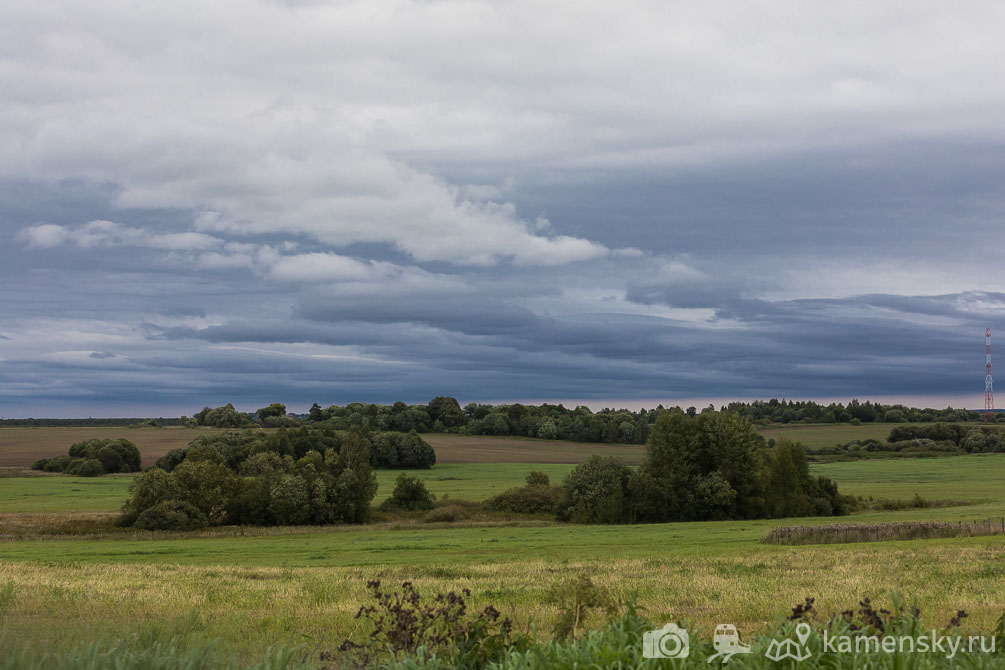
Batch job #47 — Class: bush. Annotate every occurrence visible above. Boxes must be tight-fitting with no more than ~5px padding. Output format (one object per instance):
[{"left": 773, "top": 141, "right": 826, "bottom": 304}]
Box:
[
  {"left": 380, "top": 473, "right": 435, "bottom": 511},
  {"left": 67, "top": 438, "right": 141, "bottom": 472},
  {"left": 38, "top": 439, "right": 141, "bottom": 474},
  {"left": 339, "top": 580, "right": 527, "bottom": 668},
  {"left": 423, "top": 505, "right": 472, "bottom": 523},
  {"left": 525, "top": 471, "right": 550, "bottom": 487},
  {"left": 65, "top": 458, "right": 105, "bottom": 477},
  {"left": 42, "top": 455, "right": 72, "bottom": 473},
  {"left": 483, "top": 471, "right": 563, "bottom": 515},
  {"left": 133, "top": 499, "right": 208, "bottom": 531}
]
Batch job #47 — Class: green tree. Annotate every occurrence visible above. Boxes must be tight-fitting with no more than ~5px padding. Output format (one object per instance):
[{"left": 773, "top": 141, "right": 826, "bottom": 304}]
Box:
[
  {"left": 427, "top": 396, "right": 466, "bottom": 428},
  {"left": 636, "top": 411, "right": 760, "bottom": 521},
  {"left": 379, "top": 472, "right": 435, "bottom": 511},
  {"left": 555, "top": 455, "right": 633, "bottom": 524}
]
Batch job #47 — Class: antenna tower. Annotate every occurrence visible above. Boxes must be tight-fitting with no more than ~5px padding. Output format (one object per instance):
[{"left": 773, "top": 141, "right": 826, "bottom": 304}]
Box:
[{"left": 986, "top": 328, "right": 995, "bottom": 422}]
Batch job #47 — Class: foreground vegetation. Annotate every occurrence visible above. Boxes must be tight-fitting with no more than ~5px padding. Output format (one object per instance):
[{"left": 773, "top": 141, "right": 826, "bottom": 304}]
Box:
[
  {"left": 2, "top": 423, "right": 1004, "bottom": 667},
  {"left": 2, "top": 572, "right": 1002, "bottom": 669}
]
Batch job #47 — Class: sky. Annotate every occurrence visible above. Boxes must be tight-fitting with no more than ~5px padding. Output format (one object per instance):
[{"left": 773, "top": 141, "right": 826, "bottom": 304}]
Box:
[{"left": 2, "top": 1, "right": 1005, "bottom": 417}]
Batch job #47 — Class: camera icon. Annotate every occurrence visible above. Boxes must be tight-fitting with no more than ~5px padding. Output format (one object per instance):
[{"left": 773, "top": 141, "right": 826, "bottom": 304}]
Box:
[{"left": 643, "top": 622, "right": 690, "bottom": 659}]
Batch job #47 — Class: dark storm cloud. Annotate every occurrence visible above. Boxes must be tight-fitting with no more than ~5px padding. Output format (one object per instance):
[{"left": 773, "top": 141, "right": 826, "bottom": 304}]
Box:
[{"left": 4, "top": 0, "right": 1005, "bottom": 415}]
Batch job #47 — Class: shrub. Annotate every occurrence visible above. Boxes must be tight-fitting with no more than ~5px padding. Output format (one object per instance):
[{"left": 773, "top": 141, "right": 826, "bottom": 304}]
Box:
[
  {"left": 423, "top": 506, "right": 471, "bottom": 523},
  {"left": 525, "top": 471, "right": 550, "bottom": 487},
  {"left": 339, "top": 580, "right": 526, "bottom": 668},
  {"left": 380, "top": 473, "right": 435, "bottom": 511},
  {"left": 37, "top": 439, "right": 140, "bottom": 474},
  {"left": 65, "top": 458, "right": 105, "bottom": 477},
  {"left": 546, "top": 575, "right": 618, "bottom": 639},
  {"left": 66, "top": 438, "right": 141, "bottom": 473},
  {"left": 483, "top": 472, "right": 563, "bottom": 515},
  {"left": 40, "top": 455, "right": 71, "bottom": 473},
  {"left": 133, "top": 500, "right": 208, "bottom": 531}
]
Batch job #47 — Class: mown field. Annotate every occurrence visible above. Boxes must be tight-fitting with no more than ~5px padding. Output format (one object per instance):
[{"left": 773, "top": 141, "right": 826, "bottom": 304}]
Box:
[
  {"left": 1, "top": 426, "right": 1004, "bottom": 663},
  {"left": 0, "top": 427, "right": 645, "bottom": 468}
]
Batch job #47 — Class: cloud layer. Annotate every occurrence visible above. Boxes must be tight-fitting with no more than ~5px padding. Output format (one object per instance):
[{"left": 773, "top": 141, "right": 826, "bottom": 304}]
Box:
[{"left": 3, "top": 0, "right": 1005, "bottom": 415}]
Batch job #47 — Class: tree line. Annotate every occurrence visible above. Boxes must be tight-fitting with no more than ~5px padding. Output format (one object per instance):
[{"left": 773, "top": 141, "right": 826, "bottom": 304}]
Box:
[
  {"left": 5, "top": 397, "right": 993, "bottom": 432},
  {"left": 189, "top": 397, "right": 996, "bottom": 447}
]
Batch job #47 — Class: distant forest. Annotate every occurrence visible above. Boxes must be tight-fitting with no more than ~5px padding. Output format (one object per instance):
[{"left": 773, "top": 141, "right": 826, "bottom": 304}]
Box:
[{"left": 3, "top": 398, "right": 997, "bottom": 441}]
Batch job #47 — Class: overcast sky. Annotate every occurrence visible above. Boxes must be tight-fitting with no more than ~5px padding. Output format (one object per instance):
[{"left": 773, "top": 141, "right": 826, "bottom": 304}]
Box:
[{"left": 3, "top": 1, "right": 1005, "bottom": 417}]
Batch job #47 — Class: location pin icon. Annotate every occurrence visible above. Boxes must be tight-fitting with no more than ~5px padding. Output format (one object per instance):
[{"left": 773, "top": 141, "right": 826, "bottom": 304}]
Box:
[{"left": 796, "top": 622, "right": 811, "bottom": 646}]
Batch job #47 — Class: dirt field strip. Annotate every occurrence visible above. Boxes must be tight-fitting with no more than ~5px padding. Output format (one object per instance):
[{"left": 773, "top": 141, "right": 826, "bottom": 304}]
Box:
[{"left": 0, "top": 427, "right": 644, "bottom": 467}]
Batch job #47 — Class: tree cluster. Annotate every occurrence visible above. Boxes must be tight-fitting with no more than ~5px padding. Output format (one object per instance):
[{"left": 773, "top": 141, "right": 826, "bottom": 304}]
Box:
[
  {"left": 31, "top": 438, "right": 142, "bottom": 476},
  {"left": 193, "top": 403, "right": 257, "bottom": 428},
  {"left": 120, "top": 433, "right": 377, "bottom": 530},
  {"left": 155, "top": 426, "right": 435, "bottom": 473},
  {"left": 554, "top": 411, "right": 846, "bottom": 524},
  {"left": 888, "top": 423, "right": 1005, "bottom": 453}
]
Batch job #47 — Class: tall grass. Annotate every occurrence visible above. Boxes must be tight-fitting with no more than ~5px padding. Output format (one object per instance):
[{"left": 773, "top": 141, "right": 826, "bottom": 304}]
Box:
[
  {"left": 371, "top": 601, "right": 1005, "bottom": 670},
  {"left": 5, "top": 599, "right": 1001, "bottom": 669},
  {"left": 764, "top": 518, "right": 1005, "bottom": 545}
]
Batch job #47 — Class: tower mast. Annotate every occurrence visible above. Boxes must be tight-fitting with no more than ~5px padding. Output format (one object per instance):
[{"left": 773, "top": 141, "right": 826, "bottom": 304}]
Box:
[{"left": 987, "top": 328, "right": 995, "bottom": 422}]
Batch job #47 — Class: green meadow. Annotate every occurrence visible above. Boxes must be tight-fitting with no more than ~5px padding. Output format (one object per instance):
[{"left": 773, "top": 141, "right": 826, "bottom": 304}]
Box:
[{"left": 1, "top": 430, "right": 1004, "bottom": 662}]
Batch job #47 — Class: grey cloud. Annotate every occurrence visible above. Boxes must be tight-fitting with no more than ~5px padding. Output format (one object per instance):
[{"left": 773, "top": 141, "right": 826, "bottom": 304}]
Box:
[{"left": 4, "top": 1, "right": 1005, "bottom": 415}]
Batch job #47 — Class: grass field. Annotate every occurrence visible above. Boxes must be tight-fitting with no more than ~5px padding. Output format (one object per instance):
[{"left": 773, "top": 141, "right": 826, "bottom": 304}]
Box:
[
  {"left": 1, "top": 427, "right": 1004, "bottom": 663},
  {"left": 757, "top": 421, "right": 993, "bottom": 450},
  {"left": 0, "top": 464, "right": 580, "bottom": 515},
  {"left": 0, "top": 421, "right": 983, "bottom": 468}
]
